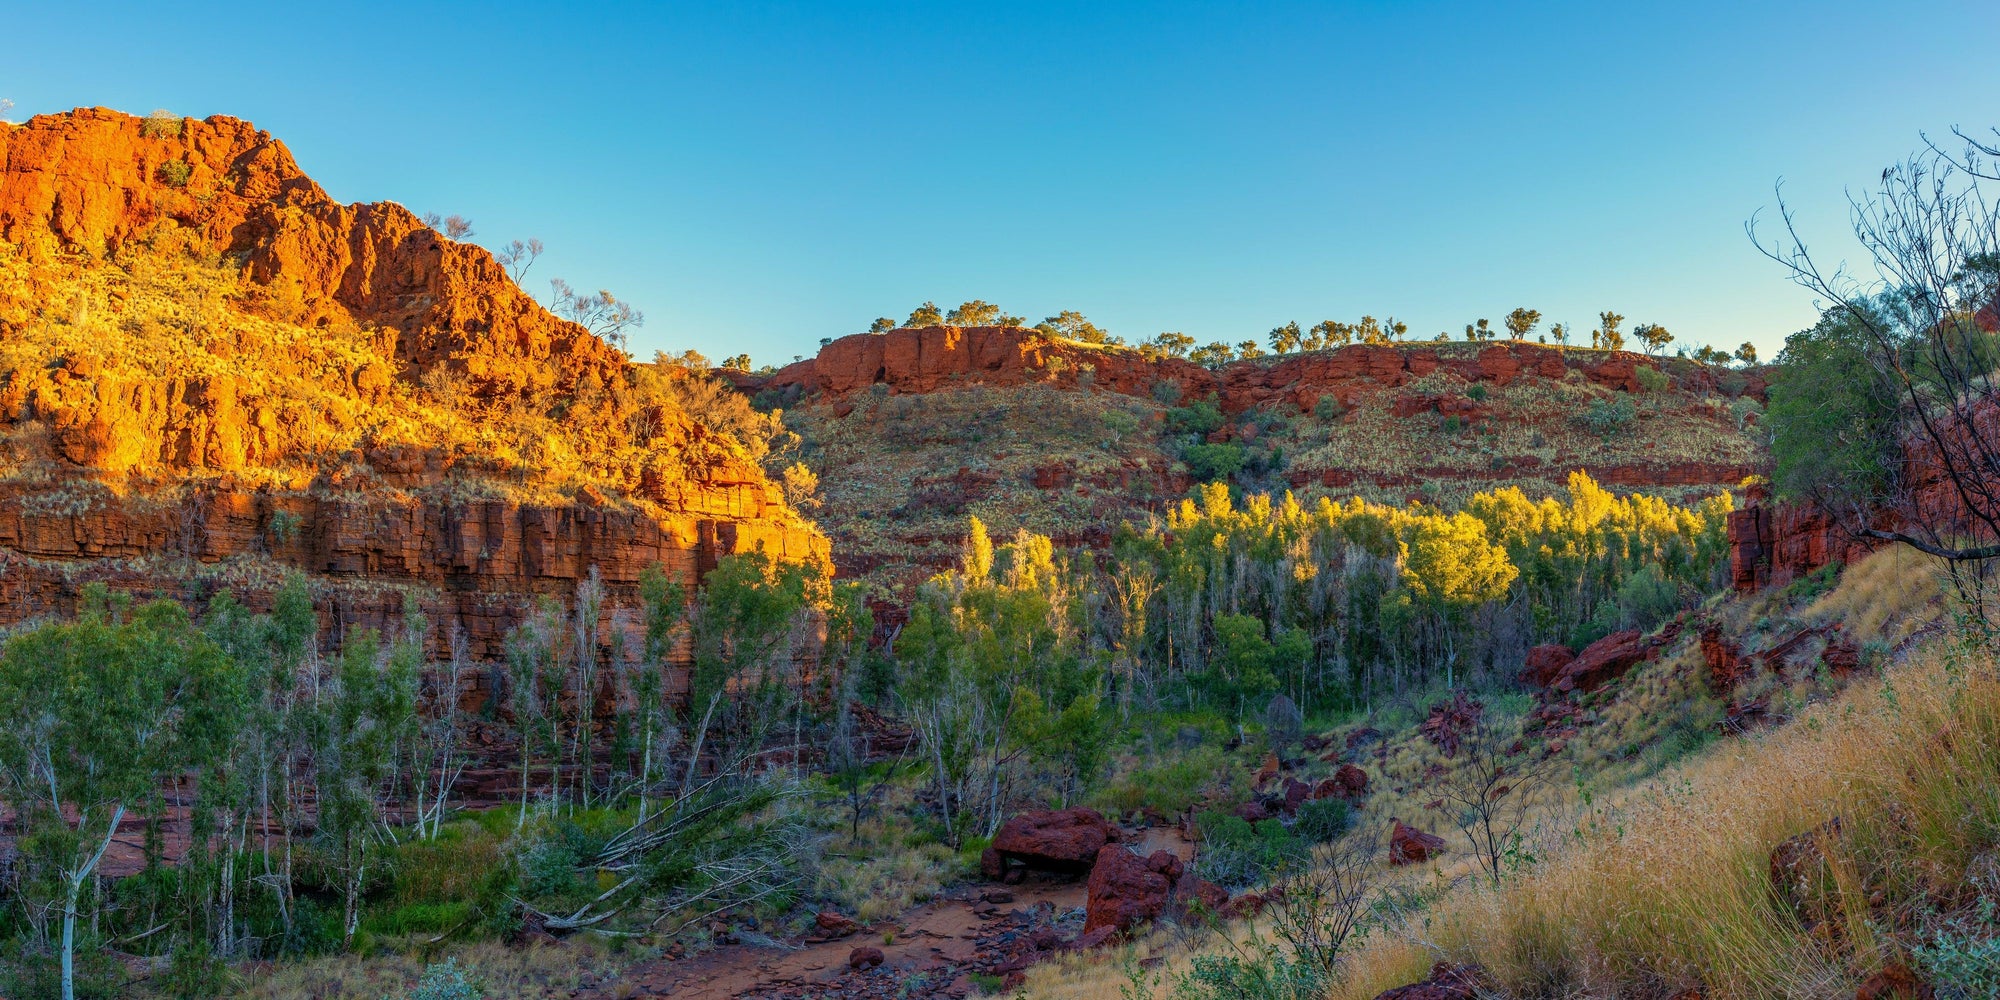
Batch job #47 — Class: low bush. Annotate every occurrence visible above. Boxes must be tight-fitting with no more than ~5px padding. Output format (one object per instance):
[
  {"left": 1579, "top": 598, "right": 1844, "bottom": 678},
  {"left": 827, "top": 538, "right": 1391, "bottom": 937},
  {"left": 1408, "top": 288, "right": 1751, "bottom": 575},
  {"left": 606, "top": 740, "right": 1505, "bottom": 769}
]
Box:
[
  {"left": 1183, "top": 442, "right": 1247, "bottom": 482},
  {"left": 1193, "top": 812, "right": 1307, "bottom": 889},
  {"left": 1917, "top": 898, "right": 2000, "bottom": 1000},
  {"left": 1292, "top": 797, "right": 1352, "bottom": 844},
  {"left": 1582, "top": 396, "right": 1637, "bottom": 438},
  {"left": 1167, "top": 396, "right": 1226, "bottom": 436},
  {"left": 395, "top": 958, "right": 484, "bottom": 1000},
  {"left": 1092, "top": 745, "right": 1232, "bottom": 816},
  {"left": 1171, "top": 951, "right": 1327, "bottom": 1000}
]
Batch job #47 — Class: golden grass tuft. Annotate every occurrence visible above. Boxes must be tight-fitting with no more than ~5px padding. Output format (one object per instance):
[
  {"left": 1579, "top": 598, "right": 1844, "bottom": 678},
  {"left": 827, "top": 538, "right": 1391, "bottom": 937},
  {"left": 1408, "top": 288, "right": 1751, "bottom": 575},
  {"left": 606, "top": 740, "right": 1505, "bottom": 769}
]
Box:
[{"left": 1802, "top": 544, "right": 1944, "bottom": 649}]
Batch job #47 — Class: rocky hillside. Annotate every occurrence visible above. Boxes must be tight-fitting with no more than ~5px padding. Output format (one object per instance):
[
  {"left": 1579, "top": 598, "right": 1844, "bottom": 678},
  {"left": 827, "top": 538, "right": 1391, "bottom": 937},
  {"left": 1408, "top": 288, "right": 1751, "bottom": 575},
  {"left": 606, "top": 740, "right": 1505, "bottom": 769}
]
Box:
[
  {"left": 0, "top": 108, "right": 825, "bottom": 665},
  {"left": 739, "top": 325, "right": 1767, "bottom": 596}
]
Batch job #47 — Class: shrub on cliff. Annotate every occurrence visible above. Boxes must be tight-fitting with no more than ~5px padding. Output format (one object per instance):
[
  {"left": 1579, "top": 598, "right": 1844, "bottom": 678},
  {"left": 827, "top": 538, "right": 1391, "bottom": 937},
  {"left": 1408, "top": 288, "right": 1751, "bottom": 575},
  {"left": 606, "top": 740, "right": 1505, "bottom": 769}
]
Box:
[
  {"left": 1581, "top": 396, "right": 1636, "bottom": 438},
  {"left": 1765, "top": 303, "right": 1900, "bottom": 507},
  {"left": 1183, "top": 442, "right": 1248, "bottom": 482}
]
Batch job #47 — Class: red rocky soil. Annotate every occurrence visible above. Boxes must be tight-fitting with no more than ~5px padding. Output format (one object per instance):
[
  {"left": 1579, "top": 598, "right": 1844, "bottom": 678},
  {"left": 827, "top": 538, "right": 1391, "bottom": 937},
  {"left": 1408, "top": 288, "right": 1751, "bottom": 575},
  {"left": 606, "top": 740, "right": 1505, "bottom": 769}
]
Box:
[{"left": 585, "top": 827, "right": 1193, "bottom": 999}]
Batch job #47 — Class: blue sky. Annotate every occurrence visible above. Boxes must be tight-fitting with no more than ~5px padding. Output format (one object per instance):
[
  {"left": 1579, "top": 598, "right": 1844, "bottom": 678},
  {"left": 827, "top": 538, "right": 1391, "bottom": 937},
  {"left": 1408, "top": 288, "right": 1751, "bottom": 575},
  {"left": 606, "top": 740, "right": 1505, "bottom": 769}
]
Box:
[{"left": 8, "top": 2, "right": 1998, "bottom": 364}]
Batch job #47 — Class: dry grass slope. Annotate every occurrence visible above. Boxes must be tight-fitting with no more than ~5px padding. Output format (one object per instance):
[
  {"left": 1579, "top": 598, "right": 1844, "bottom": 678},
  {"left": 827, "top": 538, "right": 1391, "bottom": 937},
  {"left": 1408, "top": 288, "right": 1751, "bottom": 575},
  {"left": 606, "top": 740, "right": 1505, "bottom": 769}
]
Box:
[{"left": 1023, "top": 549, "right": 1985, "bottom": 999}]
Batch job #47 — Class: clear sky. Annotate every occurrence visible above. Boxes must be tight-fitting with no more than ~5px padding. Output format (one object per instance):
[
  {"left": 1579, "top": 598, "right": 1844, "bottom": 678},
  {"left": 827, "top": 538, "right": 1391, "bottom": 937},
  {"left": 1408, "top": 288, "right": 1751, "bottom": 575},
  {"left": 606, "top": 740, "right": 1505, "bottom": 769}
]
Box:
[{"left": 8, "top": 2, "right": 1998, "bottom": 364}]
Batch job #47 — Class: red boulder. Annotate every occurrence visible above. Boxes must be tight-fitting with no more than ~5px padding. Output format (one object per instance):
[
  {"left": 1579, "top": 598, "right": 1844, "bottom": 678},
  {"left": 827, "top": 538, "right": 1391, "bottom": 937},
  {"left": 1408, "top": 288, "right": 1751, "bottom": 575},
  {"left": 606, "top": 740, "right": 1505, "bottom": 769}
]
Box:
[
  {"left": 1083, "top": 846, "right": 1225, "bottom": 938},
  {"left": 1522, "top": 643, "right": 1575, "bottom": 688},
  {"left": 1313, "top": 764, "right": 1369, "bottom": 800},
  {"left": 1389, "top": 820, "right": 1446, "bottom": 866},
  {"left": 990, "top": 808, "right": 1121, "bottom": 875},
  {"left": 847, "top": 946, "right": 885, "bottom": 970},
  {"left": 1083, "top": 847, "right": 1181, "bottom": 937},
  {"left": 1552, "top": 630, "right": 1646, "bottom": 694}
]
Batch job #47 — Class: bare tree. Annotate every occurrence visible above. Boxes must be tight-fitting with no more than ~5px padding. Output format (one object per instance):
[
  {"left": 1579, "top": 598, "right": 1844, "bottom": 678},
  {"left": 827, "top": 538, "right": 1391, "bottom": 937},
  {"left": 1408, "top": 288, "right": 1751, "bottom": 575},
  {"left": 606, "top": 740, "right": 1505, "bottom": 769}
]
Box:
[
  {"left": 1752, "top": 128, "right": 2000, "bottom": 602},
  {"left": 422, "top": 212, "right": 476, "bottom": 240},
  {"left": 1430, "top": 715, "right": 1563, "bottom": 881},
  {"left": 550, "top": 278, "right": 644, "bottom": 347},
  {"left": 496, "top": 237, "right": 545, "bottom": 283},
  {"left": 1265, "top": 837, "right": 1378, "bottom": 981}
]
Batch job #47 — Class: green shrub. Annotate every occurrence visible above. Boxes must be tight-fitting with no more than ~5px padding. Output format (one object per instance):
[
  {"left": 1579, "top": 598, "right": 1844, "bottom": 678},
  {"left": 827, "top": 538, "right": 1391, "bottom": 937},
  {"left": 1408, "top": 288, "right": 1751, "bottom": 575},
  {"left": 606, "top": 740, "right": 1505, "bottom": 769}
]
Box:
[
  {"left": 1312, "top": 394, "right": 1345, "bottom": 421},
  {"left": 1582, "top": 396, "right": 1636, "bottom": 438},
  {"left": 1193, "top": 812, "right": 1307, "bottom": 889},
  {"left": 1917, "top": 898, "right": 2000, "bottom": 1000},
  {"left": 1103, "top": 408, "right": 1141, "bottom": 439},
  {"left": 1167, "top": 396, "right": 1226, "bottom": 436},
  {"left": 364, "top": 900, "right": 473, "bottom": 937},
  {"left": 1292, "top": 797, "right": 1352, "bottom": 844},
  {"left": 1571, "top": 597, "right": 1622, "bottom": 648},
  {"left": 1152, "top": 378, "right": 1185, "bottom": 405},
  {"left": 1616, "top": 563, "right": 1682, "bottom": 631},
  {"left": 1183, "top": 442, "right": 1247, "bottom": 482},
  {"left": 1466, "top": 383, "right": 1489, "bottom": 402},
  {"left": 159, "top": 159, "right": 192, "bottom": 187},
  {"left": 1634, "top": 365, "right": 1670, "bottom": 392},
  {"left": 1093, "top": 745, "right": 1231, "bottom": 816},
  {"left": 390, "top": 958, "right": 484, "bottom": 1000},
  {"left": 1171, "top": 950, "right": 1327, "bottom": 1000},
  {"left": 0, "top": 939, "right": 124, "bottom": 999}
]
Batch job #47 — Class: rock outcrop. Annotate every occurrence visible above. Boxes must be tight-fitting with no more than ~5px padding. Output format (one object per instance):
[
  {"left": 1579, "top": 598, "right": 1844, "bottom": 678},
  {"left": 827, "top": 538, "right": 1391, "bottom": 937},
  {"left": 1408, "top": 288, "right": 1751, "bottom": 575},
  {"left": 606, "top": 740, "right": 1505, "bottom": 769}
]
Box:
[
  {"left": 748, "top": 325, "right": 1758, "bottom": 420},
  {"left": 0, "top": 108, "right": 620, "bottom": 396},
  {"left": 1080, "top": 845, "right": 1226, "bottom": 942},
  {"left": 986, "top": 808, "right": 1122, "bottom": 876},
  {"left": 0, "top": 108, "right": 826, "bottom": 675},
  {"left": 1548, "top": 630, "right": 1647, "bottom": 694}
]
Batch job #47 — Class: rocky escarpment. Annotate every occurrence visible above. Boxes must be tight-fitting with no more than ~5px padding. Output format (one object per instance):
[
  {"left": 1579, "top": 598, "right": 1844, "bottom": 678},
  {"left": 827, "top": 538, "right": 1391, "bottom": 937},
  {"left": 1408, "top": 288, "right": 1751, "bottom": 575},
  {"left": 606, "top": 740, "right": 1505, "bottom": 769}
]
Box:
[
  {"left": 0, "top": 108, "right": 825, "bottom": 663},
  {"left": 747, "top": 325, "right": 1764, "bottom": 416},
  {"left": 740, "top": 326, "right": 1766, "bottom": 597},
  {"left": 0, "top": 107, "right": 619, "bottom": 396}
]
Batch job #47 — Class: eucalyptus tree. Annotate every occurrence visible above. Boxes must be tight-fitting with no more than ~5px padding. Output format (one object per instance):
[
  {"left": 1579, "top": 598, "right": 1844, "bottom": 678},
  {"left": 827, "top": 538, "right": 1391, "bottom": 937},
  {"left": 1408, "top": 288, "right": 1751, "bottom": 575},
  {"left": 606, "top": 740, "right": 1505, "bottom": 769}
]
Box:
[{"left": 0, "top": 586, "right": 244, "bottom": 1000}]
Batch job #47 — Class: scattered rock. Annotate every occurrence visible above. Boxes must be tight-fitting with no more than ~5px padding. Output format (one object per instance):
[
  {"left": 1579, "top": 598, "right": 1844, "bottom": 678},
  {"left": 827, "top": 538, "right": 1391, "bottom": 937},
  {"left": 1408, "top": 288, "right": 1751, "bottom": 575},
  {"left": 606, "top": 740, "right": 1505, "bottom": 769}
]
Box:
[
  {"left": 989, "top": 808, "right": 1121, "bottom": 875},
  {"left": 1822, "top": 630, "right": 1863, "bottom": 677},
  {"left": 1855, "top": 962, "right": 1933, "bottom": 1000},
  {"left": 1389, "top": 819, "right": 1446, "bottom": 866},
  {"left": 1309, "top": 763, "right": 1370, "bottom": 802},
  {"left": 1234, "top": 799, "right": 1275, "bottom": 823},
  {"left": 815, "top": 911, "right": 860, "bottom": 938},
  {"left": 1254, "top": 753, "right": 1281, "bottom": 786},
  {"left": 1371, "top": 961, "right": 1489, "bottom": 999},
  {"left": 1700, "top": 625, "right": 1750, "bottom": 692},
  {"left": 1420, "top": 691, "right": 1484, "bottom": 758},
  {"left": 846, "top": 946, "right": 885, "bottom": 970}
]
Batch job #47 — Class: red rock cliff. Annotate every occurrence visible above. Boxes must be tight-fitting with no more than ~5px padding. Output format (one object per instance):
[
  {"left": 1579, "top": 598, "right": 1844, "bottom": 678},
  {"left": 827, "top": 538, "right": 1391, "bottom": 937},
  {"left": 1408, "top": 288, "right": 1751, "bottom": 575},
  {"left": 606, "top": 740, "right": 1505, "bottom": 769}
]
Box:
[
  {"left": 743, "top": 326, "right": 1764, "bottom": 416},
  {"left": 0, "top": 108, "right": 826, "bottom": 665}
]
